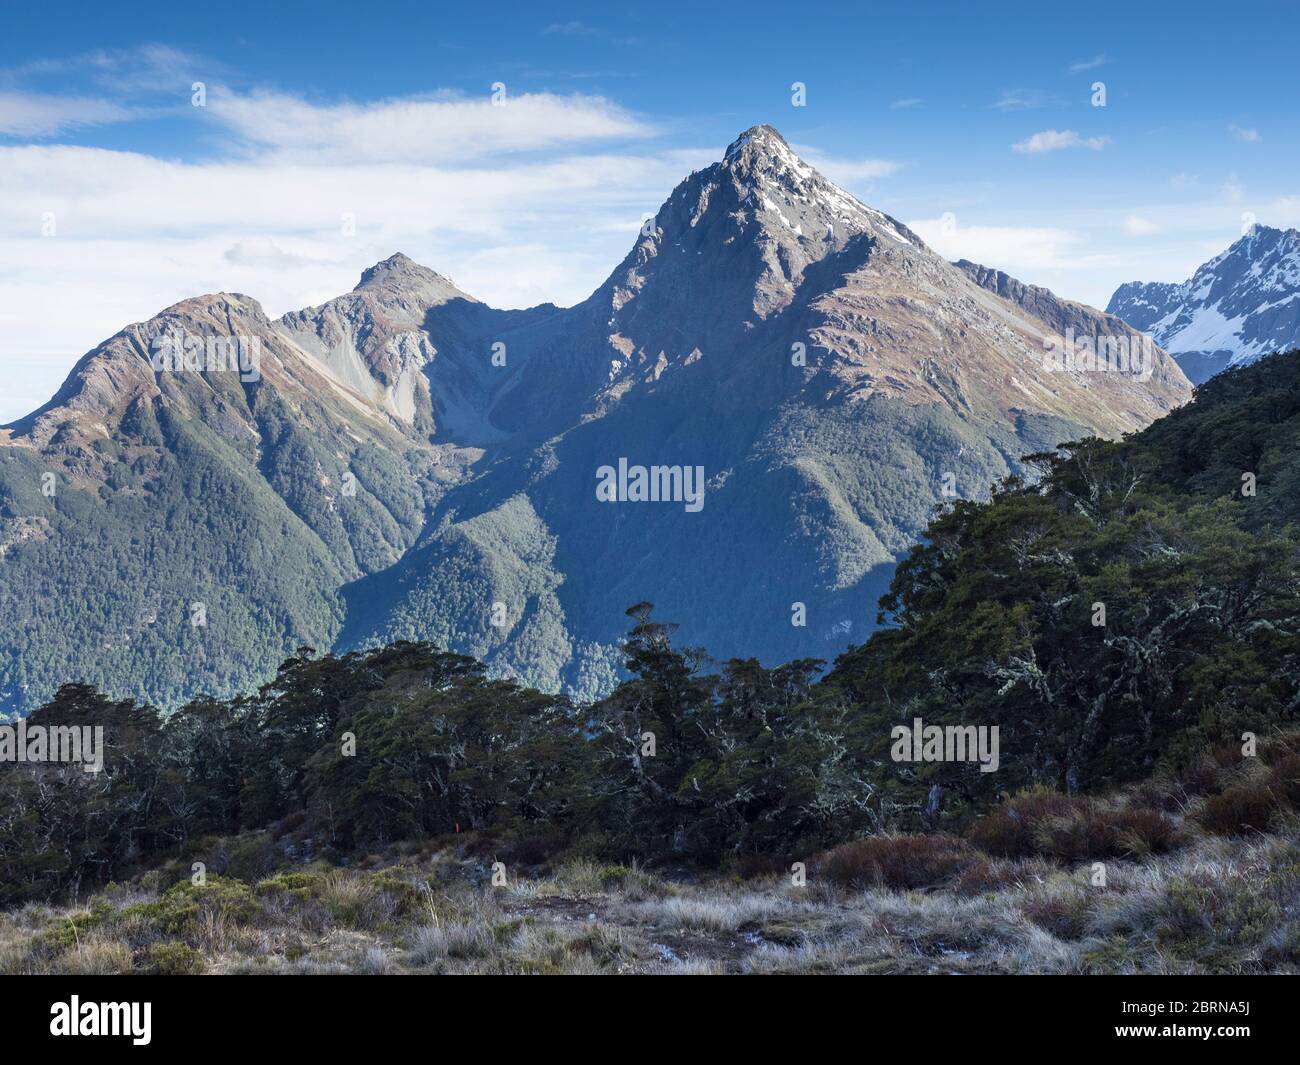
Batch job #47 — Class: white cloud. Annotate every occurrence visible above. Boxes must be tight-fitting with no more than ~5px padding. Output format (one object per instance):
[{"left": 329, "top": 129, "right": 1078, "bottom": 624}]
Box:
[
  {"left": 544, "top": 21, "right": 600, "bottom": 36},
  {"left": 906, "top": 218, "right": 1082, "bottom": 272},
  {"left": 1124, "top": 215, "right": 1161, "bottom": 236},
  {"left": 223, "top": 236, "right": 326, "bottom": 269},
  {"left": 0, "top": 91, "right": 138, "bottom": 136},
  {"left": 1012, "top": 129, "right": 1109, "bottom": 154},
  {"left": 890, "top": 98, "right": 924, "bottom": 110},
  {"left": 1068, "top": 55, "right": 1108, "bottom": 73},
  {"left": 1228, "top": 123, "right": 1260, "bottom": 143},
  {"left": 210, "top": 88, "right": 654, "bottom": 163},
  {"left": 791, "top": 146, "right": 901, "bottom": 185},
  {"left": 1221, "top": 172, "right": 1245, "bottom": 202},
  {"left": 991, "top": 89, "right": 1062, "bottom": 112},
  {"left": 0, "top": 125, "right": 707, "bottom": 420}
]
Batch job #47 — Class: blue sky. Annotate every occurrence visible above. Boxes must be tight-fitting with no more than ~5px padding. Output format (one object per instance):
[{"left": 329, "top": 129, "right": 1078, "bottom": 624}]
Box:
[{"left": 1, "top": 0, "right": 1297, "bottom": 420}]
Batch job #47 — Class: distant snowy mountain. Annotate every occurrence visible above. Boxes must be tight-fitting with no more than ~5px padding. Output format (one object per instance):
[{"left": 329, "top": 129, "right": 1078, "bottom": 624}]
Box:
[{"left": 1108, "top": 225, "right": 1300, "bottom": 383}]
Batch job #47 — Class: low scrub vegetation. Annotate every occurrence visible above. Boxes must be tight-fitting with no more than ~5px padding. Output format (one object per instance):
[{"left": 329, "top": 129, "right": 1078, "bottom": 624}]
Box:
[
  {"left": 815, "top": 834, "right": 977, "bottom": 890},
  {"left": 2, "top": 816, "right": 1296, "bottom": 975},
  {"left": 6, "top": 355, "right": 1300, "bottom": 971},
  {"left": 967, "top": 790, "right": 1182, "bottom": 861},
  {"left": 2, "top": 741, "right": 1298, "bottom": 975}
]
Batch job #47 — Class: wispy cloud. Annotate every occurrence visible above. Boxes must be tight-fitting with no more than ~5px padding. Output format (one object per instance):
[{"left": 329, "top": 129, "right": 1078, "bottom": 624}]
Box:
[
  {"left": 1012, "top": 129, "right": 1109, "bottom": 154},
  {"left": 541, "top": 21, "right": 641, "bottom": 46},
  {"left": 0, "top": 91, "right": 138, "bottom": 136},
  {"left": 991, "top": 89, "right": 1063, "bottom": 112},
  {"left": 4, "top": 44, "right": 212, "bottom": 95},
  {"left": 210, "top": 89, "right": 656, "bottom": 163},
  {"left": 907, "top": 218, "right": 1082, "bottom": 272},
  {"left": 1229, "top": 123, "right": 1260, "bottom": 142},
  {"left": 890, "top": 97, "right": 924, "bottom": 110},
  {"left": 792, "top": 145, "right": 901, "bottom": 185},
  {"left": 544, "top": 21, "right": 601, "bottom": 36},
  {"left": 1124, "top": 215, "right": 1161, "bottom": 236},
  {"left": 0, "top": 45, "right": 216, "bottom": 137},
  {"left": 1068, "top": 54, "right": 1109, "bottom": 73}
]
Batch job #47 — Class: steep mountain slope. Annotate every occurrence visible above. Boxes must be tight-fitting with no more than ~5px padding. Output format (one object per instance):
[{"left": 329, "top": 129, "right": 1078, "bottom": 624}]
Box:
[
  {"left": 823, "top": 346, "right": 1300, "bottom": 808},
  {"left": 0, "top": 292, "right": 455, "bottom": 712},
  {"left": 1108, "top": 225, "right": 1300, "bottom": 383},
  {"left": 277, "top": 252, "right": 560, "bottom": 445},
  {"left": 955, "top": 260, "right": 1159, "bottom": 353},
  {"left": 0, "top": 125, "right": 1193, "bottom": 712},
  {"left": 338, "top": 126, "right": 1191, "bottom": 693}
]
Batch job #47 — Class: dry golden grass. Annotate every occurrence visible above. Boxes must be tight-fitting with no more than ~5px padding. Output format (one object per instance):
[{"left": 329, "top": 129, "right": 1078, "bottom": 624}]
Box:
[{"left": 4, "top": 770, "right": 1300, "bottom": 975}]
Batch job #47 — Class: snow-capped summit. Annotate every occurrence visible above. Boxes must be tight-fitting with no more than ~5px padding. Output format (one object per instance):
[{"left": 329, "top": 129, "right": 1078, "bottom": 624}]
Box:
[
  {"left": 717, "top": 123, "right": 915, "bottom": 248},
  {"left": 1108, "top": 225, "right": 1300, "bottom": 383}
]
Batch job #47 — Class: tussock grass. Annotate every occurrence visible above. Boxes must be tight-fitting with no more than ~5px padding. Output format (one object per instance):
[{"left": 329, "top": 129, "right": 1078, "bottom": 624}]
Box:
[
  {"left": 4, "top": 772, "right": 1299, "bottom": 974},
  {"left": 625, "top": 893, "right": 794, "bottom": 933},
  {"left": 407, "top": 919, "right": 494, "bottom": 965},
  {"left": 58, "top": 934, "right": 134, "bottom": 975}
]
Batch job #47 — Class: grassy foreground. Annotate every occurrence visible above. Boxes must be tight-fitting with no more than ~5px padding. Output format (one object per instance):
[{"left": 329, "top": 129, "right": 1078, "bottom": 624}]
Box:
[{"left": 5, "top": 748, "right": 1299, "bottom": 976}]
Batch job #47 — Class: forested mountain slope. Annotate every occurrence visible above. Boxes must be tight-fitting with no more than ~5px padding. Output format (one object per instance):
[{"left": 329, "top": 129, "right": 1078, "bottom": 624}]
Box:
[{"left": 0, "top": 126, "right": 1191, "bottom": 714}]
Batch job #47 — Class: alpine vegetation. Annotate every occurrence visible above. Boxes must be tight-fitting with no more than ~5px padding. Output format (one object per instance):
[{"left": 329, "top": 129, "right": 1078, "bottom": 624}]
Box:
[
  {"left": 1041, "top": 329, "right": 1156, "bottom": 379},
  {"left": 0, "top": 721, "right": 103, "bottom": 773},
  {"left": 4, "top": 351, "right": 1300, "bottom": 978},
  {"left": 891, "top": 719, "right": 1000, "bottom": 773},
  {"left": 149, "top": 331, "right": 262, "bottom": 383},
  {"left": 594, "top": 460, "right": 706, "bottom": 512}
]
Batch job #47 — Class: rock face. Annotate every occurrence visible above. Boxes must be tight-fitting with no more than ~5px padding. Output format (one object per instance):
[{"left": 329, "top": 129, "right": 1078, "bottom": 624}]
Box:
[
  {"left": 955, "top": 260, "right": 1159, "bottom": 353},
  {"left": 1108, "top": 225, "right": 1300, "bottom": 384},
  {"left": 0, "top": 287, "right": 455, "bottom": 714},
  {"left": 0, "top": 125, "right": 1192, "bottom": 713}
]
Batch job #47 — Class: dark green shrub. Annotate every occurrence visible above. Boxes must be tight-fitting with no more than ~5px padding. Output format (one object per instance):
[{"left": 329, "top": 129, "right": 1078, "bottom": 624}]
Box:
[{"left": 143, "top": 942, "right": 205, "bottom": 975}]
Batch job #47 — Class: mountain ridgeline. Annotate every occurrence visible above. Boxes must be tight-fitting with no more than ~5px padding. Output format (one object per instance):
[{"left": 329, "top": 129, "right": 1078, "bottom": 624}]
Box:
[{"left": 0, "top": 125, "right": 1191, "bottom": 713}]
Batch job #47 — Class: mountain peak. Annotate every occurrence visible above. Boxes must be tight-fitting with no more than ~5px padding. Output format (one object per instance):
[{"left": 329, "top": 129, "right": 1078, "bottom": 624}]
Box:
[
  {"left": 721, "top": 124, "right": 809, "bottom": 179},
  {"left": 724, "top": 124, "right": 791, "bottom": 158},
  {"left": 351, "top": 252, "right": 475, "bottom": 314},
  {"left": 590, "top": 121, "right": 922, "bottom": 345},
  {"left": 1228, "top": 223, "right": 1298, "bottom": 258},
  {"left": 357, "top": 252, "right": 446, "bottom": 290},
  {"left": 1108, "top": 222, "right": 1300, "bottom": 384},
  {"left": 710, "top": 123, "right": 914, "bottom": 248}
]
